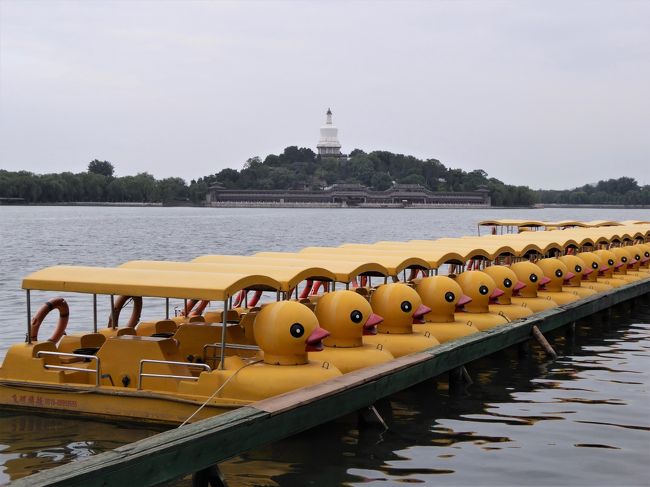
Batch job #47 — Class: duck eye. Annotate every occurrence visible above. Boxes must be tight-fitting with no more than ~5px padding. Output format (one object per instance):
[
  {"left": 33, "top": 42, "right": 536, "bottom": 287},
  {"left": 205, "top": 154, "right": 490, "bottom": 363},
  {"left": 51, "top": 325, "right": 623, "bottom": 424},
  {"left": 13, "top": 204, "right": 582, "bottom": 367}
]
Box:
[
  {"left": 479, "top": 285, "right": 489, "bottom": 295},
  {"left": 575, "top": 265, "right": 582, "bottom": 273},
  {"left": 635, "top": 255, "right": 640, "bottom": 261},
  {"left": 400, "top": 301, "right": 412, "bottom": 312},
  {"left": 608, "top": 259, "right": 614, "bottom": 266},
  {"left": 444, "top": 292, "right": 455, "bottom": 302},
  {"left": 503, "top": 278, "right": 512, "bottom": 288},
  {"left": 555, "top": 269, "right": 563, "bottom": 278},
  {"left": 592, "top": 262, "right": 599, "bottom": 269},
  {"left": 350, "top": 310, "right": 363, "bottom": 323},
  {"left": 289, "top": 323, "right": 304, "bottom": 338},
  {"left": 622, "top": 257, "right": 627, "bottom": 262},
  {"left": 530, "top": 273, "right": 538, "bottom": 283},
  {"left": 645, "top": 252, "right": 649, "bottom": 258}
]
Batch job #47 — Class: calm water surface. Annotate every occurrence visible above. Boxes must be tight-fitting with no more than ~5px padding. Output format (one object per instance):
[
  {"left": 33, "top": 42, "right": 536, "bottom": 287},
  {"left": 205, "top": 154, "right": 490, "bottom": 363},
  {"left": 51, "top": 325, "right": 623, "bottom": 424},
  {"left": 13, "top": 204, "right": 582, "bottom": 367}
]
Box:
[{"left": 0, "top": 206, "right": 649, "bottom": 485}]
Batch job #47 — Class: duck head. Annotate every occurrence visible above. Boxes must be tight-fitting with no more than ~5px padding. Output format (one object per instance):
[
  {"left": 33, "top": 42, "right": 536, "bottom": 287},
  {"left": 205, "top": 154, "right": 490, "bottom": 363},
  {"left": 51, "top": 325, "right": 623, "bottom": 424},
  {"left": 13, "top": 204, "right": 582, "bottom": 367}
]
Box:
[
  {"left": 369, "top": 283, "right": 430, "bottom": 334},
  {"left": 314, "top": 290, "right": 383, "bottom": 348},
  {"left": 575, "top": 252, "right": 605, "bottom": 281},
  {"left": 593, "top": 249, "right": 619, "bottom": 277},
  {"left": 483, "top": 266, "right": 525, "bottom": 305},
  {"left": 638, "top": 243, "right": 650, "bottom": 267},
  {"left": 254, "top": 301, "right": 330, "bottom": 365},
  {"left": 536, "top": 258, "right": 574, "bottom": 292},
  {"left": 509, "top": 261, "right": 549, "bottom": 298},
  {"left": 610, "top": 248, "right": 632, "bottom": 274},
  {"left": 453, "top": 271, "right": 504, "bottom": 313},
  {"left": 558, "top": 255, "right": 589, "bottom": 287},
  {"left": 414, "top": 276, "right": 471, "bottom": 323},
  {"left": 628, "top": 244, "right": 644, "bottom": 269}
]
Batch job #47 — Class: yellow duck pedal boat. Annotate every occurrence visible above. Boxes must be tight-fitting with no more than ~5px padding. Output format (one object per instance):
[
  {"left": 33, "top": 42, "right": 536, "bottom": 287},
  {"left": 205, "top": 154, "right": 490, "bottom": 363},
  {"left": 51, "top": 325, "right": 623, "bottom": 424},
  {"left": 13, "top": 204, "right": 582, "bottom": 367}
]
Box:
[
  {"left": 362, "top": 283, "right": 440, "bottom": 358},
  {"left": 306, "top": 290, "right": 394, "bottom": 373},
  {"left": 413, "top": 276, "right": 480, "bottom": 343},
  {"left": 452, "top": 271, "right": 510, "bottom": 330},
  {"left": 509, "top": 261, "right": 559, "bottom": 312},
  {"left": 535, "top": 258, "right": 581, "bottom": 305},
  {"left": 557, "top": 255, "right": 598, "bottom": 298},
  {"left": 482, "top": 266, "right": 534, "bottom": 321}
]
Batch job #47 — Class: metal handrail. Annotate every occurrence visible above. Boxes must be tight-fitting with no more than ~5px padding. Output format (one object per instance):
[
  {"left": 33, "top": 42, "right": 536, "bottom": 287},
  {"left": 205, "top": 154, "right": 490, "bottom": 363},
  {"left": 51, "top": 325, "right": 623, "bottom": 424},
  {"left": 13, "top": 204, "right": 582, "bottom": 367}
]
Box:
[
  {"left": 203, "top": 343, "right": 260, "bottom": 368},
  {"left": 137, "top": 359, "right": 211, "bottom": 390},
  {"left": 36, "top": 351, "right": 101, "bottom": 387}
]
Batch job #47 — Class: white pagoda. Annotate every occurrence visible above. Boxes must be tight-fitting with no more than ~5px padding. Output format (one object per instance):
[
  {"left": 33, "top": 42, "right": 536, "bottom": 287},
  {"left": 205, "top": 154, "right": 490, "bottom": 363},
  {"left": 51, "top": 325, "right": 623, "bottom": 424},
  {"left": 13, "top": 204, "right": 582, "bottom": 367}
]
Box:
[{"left": 317, "top": 108, "right": 343, "bottom": 158}]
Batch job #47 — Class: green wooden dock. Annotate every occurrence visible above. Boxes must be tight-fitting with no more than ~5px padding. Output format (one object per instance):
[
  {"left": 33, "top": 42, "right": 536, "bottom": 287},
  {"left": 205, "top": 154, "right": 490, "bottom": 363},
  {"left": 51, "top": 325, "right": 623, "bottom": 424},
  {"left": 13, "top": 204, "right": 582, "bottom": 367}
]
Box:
[{"left": 14, "top": 279, "right": 650, "bottom": 487}]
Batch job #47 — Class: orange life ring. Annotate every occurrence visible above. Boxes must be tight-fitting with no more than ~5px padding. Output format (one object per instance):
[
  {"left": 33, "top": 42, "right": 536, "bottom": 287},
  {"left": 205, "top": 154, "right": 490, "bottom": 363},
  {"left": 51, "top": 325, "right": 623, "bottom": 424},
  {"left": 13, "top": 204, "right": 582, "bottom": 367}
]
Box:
[
  {"left": 30, "top": 297, "right": 69, "bottom": 342},
  {"left": 108, "top": 295, "right": 143, "bottom": 328},
  {"left": 184, "top": 299, "right": 209, "bottom": 316}
]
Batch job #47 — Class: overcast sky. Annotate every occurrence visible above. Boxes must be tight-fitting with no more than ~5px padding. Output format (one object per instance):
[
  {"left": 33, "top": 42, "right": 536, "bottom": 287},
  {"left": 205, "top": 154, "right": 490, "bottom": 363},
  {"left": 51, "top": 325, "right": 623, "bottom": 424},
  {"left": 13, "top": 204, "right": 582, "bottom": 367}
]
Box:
[{"left": 1, "top": 1, "right": 648, "bottom": 190}]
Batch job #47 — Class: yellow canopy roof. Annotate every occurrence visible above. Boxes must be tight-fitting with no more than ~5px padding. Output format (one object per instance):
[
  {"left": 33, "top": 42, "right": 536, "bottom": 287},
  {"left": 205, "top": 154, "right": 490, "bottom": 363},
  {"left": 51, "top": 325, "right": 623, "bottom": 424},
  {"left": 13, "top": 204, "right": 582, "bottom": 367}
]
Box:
[
  {"left": 297, "top": 247, "right": 430, "bottom": 275},
  {"left": 458, "top": 235, "right": 566, "bottom": 255},
  {"left": 197, "top": 253, "right": 391, "bottom": 282},
  {"left": 407, "top": 239, "right": 520, "bottom": 259},
  {"left": 620, "top": 220, "right": 650, "bottom": 225},
  {"left": 583, "top": 220, "right": 622, "bottom": 227},
  {"left": 543, "top": 220, "right": 590, "bottom": 228},
  {"left": 119, "top": 260, "right": 336, "bottom": 292},
  {"left": 478, "top": 219, "right": 545, "bottom": 227},
  {"left": 22, "top": 266, "right": 281, "bottom": 300},
  {"left": 337, "top": 243, "right": 467, "bottom": 267}
]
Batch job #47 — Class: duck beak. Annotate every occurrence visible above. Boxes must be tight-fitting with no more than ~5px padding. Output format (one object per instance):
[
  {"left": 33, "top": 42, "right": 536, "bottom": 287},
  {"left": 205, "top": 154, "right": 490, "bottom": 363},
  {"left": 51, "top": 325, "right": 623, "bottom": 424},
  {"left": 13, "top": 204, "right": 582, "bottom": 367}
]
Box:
[
  {"left": 514, "top": 281, "right": 527, "bottom": 291},
  {"left": 642, "top": 256, "right": 650, "bottom": 263},
  {"left": 305, "top": 327, "right": 330, "bottom": 352},
  {"left": 599, "top": 265, "right": 608, "bottom": 272},
  {"left": 539, "top": 276, "right": 551, "bottom": 286},
  {"left": 412, "top": 304, "right": 431, "bottom": 324},
  {"left": 615, "top": 262, "right": 624, "bottom": 269},
  {"left": 582, "top": 268, "right": 593, "bottom": 276},
  {"left": 564, "top": 271, "right": 575, "bottom": 281},
  {"left": 457, "top": 294, "right": 472, "bottom": 306},
  {"left": 363, "top": 313, "right": 383, "bottom": 335},
  {"left": 490, "top": 288, "right": 505, "bottom": 298}
]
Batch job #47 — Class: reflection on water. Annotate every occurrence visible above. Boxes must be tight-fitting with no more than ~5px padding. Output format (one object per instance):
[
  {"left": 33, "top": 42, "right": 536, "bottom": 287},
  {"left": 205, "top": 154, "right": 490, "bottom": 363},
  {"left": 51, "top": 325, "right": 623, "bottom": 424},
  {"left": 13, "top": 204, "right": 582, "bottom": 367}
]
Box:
[
  {"left": 0, "top": 207, "right": 649, "bottom": 484},
  {"left": 0, "top": 413, "right": 163, "bottom": 483}
]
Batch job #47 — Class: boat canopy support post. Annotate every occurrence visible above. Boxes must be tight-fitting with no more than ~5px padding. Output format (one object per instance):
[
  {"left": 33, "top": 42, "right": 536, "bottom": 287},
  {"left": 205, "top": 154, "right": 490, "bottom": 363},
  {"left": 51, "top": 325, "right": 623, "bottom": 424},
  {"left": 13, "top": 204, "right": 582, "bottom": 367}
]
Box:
[
  {"left": 219, "top": 299, "right": 229, "bottom": 370},
  {"left": 110, "top": 295, "right": 116, "bottom": 330},
  {"left": 165, "top": 298, "right": 170, "bottom": 320},
  {"left": 93, "top": 294, "right": 98, "bottom": 333},
  {"left": 26, "top": 290, "right": 31, "bottom": 344}
]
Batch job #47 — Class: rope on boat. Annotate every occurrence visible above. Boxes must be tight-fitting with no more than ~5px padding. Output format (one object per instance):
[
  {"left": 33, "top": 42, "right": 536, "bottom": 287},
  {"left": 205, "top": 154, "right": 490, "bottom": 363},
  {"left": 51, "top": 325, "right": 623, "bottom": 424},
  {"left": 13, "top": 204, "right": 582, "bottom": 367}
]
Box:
[{"left": 178, "top": 359, "right": 263, "bottom": 428}]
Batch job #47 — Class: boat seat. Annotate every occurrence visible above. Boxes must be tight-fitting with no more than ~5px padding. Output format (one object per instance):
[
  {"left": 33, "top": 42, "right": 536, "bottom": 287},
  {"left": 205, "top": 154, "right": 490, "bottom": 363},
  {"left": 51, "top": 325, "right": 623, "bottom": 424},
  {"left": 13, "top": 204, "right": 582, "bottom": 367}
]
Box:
[
  {"left": 204, "top": 309, "right": 240, "bottom": 324},
  {"left": 58, "top": 333, "right": 106, "bottom": 355},
  {"left": 98, "top": 327, "right": 136, "bottom": 338},
  {"left": 135, "top": 319, "right": 178, "bottom": 337},
  {"left": 96, "top": 335, "right": 191, "bottom": 391},
  {"left": 58, "top": 333, "right": 107, "bottom": 363}
]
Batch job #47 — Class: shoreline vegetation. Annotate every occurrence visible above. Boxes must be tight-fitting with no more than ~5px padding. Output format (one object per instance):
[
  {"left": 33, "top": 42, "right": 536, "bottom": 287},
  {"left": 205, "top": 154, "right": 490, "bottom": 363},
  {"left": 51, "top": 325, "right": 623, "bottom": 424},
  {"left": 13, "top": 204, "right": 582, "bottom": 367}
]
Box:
[{"left": 1, "top": 147, "right": 649, "bottom": 207}]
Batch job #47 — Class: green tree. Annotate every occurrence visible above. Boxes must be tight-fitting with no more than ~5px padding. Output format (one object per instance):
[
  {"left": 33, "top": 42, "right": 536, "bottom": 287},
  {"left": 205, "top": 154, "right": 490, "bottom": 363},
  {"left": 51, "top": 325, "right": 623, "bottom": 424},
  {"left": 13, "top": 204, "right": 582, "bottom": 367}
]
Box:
[
  {"left": 88, "top": 160, "right": 115, "bottom": 177},
  {"left": 371, "top": 172, "right": 393, "bottom": 190}
]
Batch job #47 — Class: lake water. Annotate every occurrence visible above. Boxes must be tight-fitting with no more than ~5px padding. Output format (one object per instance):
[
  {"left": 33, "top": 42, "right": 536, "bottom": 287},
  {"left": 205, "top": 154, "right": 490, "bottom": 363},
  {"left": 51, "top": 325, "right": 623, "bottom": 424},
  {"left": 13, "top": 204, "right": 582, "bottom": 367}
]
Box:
[{"left": 0, "top": 206, "right": 649, "bottom": 485}]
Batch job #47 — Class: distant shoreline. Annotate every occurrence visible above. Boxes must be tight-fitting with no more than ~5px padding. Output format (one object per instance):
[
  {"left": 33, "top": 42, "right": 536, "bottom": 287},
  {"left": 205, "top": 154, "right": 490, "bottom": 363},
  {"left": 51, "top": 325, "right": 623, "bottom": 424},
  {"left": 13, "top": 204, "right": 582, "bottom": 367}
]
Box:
[{"left": 2, "top": 202, "right": 649, "bottom": 209}]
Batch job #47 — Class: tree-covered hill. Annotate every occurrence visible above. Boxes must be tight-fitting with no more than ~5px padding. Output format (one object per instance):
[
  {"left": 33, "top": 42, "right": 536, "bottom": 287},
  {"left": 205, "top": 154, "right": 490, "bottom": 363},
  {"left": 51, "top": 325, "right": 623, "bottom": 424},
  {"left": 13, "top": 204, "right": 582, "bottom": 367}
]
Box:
[
  {"left": 535, "top": 177, "right": 650, "bottom": 205},
  {"left": 201, "top": 146, "right": 536, "bottom": 207}
]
